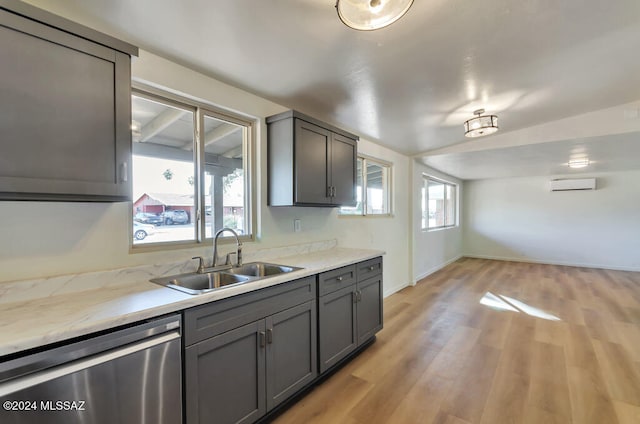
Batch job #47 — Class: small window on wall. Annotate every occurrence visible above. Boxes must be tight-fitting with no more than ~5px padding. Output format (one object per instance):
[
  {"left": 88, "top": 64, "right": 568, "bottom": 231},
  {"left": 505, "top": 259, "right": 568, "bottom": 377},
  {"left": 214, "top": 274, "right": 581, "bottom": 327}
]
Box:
[
  {"left": 131, "top": 87, "right": 253, "bottom": 246},
  {"left": 339, "top": 156, "right": 392, "bottom": 216},
  {"left": 422, "top": 176, "right": 457, "bottom": 230}
]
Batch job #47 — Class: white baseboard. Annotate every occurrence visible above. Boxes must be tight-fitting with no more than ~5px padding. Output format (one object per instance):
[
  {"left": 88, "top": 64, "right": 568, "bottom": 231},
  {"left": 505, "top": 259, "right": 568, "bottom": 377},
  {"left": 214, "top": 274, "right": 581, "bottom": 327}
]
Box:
[
  {"left": 413, "top": 255, "right": 463, "bottom": 284},
  {"left": 462, "top": 254, "right": 640, "bottom": 272},
  {"left": 383, "top": 282, "right": 411, "bottom": 298}
]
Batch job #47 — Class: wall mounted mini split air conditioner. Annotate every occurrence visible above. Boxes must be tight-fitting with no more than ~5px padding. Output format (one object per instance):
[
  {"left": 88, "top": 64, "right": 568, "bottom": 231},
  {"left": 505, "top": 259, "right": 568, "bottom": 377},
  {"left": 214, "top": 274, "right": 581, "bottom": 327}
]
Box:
[{"left": 550, "top": 178, "right": 596, "bottom": 191}]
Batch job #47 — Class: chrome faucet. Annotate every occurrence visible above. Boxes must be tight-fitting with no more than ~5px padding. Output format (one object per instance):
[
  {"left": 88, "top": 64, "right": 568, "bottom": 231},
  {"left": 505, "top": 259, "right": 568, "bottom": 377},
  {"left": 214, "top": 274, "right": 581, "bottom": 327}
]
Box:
[{"left": 212, "top": 228, "right": 242, "bottom": 268}]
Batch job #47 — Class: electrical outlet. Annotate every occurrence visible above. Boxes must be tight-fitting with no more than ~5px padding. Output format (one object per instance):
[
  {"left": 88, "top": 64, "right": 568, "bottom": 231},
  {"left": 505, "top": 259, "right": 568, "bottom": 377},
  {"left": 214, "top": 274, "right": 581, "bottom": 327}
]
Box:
[{"left": 294, "top": 219, "right": 302, "bottom": 232}]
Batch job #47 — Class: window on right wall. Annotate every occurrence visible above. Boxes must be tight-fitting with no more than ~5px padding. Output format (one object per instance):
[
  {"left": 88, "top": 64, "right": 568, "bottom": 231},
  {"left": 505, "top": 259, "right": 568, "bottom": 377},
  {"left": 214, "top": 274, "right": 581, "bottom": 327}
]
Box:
[
  {"left": 339, "top": 156, "right": 392, "bottom": 216},
  {"left": 422, "top": 175, "right": 457, "bottom": 230}
]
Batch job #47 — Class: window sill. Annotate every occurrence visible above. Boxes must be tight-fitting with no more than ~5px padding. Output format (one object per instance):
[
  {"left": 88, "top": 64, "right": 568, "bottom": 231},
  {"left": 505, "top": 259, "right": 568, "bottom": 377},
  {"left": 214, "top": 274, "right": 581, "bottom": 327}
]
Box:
[
  {"left": 338, "top": 213, "right": 394, "bottom": 219},
  {"left": 422, "top": 225, "right": 458, "bottom": 233},
  {"left": 130, "top": 234, "right": 255, "bottom": 253}
]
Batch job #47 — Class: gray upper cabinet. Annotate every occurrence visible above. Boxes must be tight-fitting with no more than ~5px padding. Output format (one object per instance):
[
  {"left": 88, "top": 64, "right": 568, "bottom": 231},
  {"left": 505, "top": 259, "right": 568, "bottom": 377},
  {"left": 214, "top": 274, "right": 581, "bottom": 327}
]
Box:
[
  {"left": 267, "top": 110, "right": 357, "bottom": 207},
  {"left": 0, "top": 1, "right": 138, "bottom": 201}
]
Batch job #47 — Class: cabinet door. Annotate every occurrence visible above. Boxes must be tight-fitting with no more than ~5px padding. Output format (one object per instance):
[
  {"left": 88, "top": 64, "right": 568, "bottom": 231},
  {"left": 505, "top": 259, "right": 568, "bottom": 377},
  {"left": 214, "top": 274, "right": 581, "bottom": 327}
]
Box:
[
  {"left": 357, "top": 275, "right": 384, "bottom": 345},
  {"left": 0, "top": 11, "right": 131, "bottom": 201},
  {"left": 318, "top": 285, "right": 357, "bottom": 373},
  {"left": 329, "top": 133, "right": 357, "bottom": 206},
  {"left": 265, "top": 301, "right": 317, "bottom": 410},
  {"left": 185, "top": 320, "right": 266, "bottom": 424},
  {"left": 294, "top": 119, "right": 330, "bottom": 204}
]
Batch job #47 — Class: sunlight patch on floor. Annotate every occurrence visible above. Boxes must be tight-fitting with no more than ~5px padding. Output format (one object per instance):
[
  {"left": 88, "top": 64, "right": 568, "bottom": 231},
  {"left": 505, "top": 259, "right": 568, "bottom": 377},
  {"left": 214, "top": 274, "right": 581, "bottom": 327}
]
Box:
[{"left": 480, "top": 292, "right": 561, "bottom": 321}]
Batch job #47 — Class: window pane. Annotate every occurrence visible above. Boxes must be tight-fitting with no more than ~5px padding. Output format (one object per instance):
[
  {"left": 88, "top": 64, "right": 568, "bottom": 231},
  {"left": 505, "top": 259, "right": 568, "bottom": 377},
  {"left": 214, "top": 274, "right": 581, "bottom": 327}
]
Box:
[
  {"left": 132, "top": 95, "right": 195, "bottom": 244},
  {"left": 366, "top": 161, "right": 389, "bottom": 214},
  {"left": 428, "top": 180, "right": 445, "bottom": 228},
  {"left": 421, "top": 185, "right": 427, "bottom": 229},
  {"left": 445, "top": 184, "right": 456, "bottom": 226},
  {"left": 339, "top": 157, "right": 363, "bottom": 215},
  {"left": 203, "top": 113, "right": 247, "bottom": 238}
]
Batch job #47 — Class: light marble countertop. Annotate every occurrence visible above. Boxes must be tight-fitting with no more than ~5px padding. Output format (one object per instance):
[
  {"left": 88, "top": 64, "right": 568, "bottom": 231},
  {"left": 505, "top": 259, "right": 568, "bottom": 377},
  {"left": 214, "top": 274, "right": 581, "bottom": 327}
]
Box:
[{"left": 0, "top": 247, "right": 384, "bottom": 357}]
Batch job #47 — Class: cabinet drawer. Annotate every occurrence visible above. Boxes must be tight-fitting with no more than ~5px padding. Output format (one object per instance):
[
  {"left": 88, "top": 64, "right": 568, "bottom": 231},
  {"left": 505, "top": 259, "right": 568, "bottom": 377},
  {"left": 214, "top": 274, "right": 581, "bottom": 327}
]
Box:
[
  {"left": 356, "top": 257, "right": 382, "bottom": 281},
  {"left": 318, "top": 265, "right": 356, "bottom": 296},
  {"left": 184, "top": 276, "right": 316, "bottom": 346}
]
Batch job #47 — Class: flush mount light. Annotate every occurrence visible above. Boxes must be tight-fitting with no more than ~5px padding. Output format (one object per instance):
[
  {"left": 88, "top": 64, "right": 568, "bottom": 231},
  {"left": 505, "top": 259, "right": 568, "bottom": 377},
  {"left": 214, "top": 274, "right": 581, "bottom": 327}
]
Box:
[
  {"left": 336, "top": 0, "right": 414, "bottom": 31},
  {"left": 464, "top": 109, "right": 499, "bottom": 138},
  {"left": 568, "top": 158, "right": 590, "bottom": 169}
]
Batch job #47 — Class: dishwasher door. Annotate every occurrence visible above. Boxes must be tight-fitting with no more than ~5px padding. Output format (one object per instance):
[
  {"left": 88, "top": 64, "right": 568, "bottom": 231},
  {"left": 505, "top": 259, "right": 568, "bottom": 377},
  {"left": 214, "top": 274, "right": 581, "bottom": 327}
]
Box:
[{"left": 0, "top": 315, "right": 182, "bottom": 424}]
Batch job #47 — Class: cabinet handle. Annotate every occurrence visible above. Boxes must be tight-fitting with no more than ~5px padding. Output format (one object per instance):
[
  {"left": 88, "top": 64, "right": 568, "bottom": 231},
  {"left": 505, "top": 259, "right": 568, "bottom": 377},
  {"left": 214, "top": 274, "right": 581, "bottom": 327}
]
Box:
[
  {"left": 327, "top": 186, "right": 332, "bottom": 197},
  {"left": 353, "top": 291, "right": 358, "bottom": 303},
  {"left": 357, "top": 290, "right": 362, "bottom": 302},
  {"left": 332, "top": 186, "right": 336, "bottom": 197},
  {"left": 259, "top": 331, "right": 266, "bottom": 348},
  {"left": 368, "top": 266, "right": 375, "bottom": 271},
  {"left": 119, "top": 162, "right": 128, "bottom": 183},
  {"left": 266, "top": 328, "right": 273, "bottom": 344},
  {"left": 337, "top": 276, "right": 343, "bottom": 282}
]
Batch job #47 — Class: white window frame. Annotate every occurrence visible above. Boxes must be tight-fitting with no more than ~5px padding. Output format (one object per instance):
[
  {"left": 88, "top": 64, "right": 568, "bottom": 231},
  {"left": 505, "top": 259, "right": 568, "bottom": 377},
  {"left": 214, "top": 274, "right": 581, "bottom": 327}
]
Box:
[
  {"left": 422, "top": 175, "right": 457, "bottom": 231},
  {"left": 131, "top": 84, "right": 255, "bottom": 250},
  {"left": 339, "top": 155, "right": 392, "bottom": 217}
]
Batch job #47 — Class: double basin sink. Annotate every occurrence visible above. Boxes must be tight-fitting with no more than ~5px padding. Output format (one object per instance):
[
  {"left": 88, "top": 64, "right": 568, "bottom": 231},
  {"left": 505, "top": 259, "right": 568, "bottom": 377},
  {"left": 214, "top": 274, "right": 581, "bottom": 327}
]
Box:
[{"left": 151, "top": 262, "right": 302, "bottom": 295}]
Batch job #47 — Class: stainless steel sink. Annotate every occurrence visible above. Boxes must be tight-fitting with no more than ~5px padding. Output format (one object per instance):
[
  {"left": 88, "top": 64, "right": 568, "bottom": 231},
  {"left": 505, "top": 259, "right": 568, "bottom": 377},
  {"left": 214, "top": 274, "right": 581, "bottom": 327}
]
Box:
[
  {"left": 227, "top": 262, "right": 301, "bottom": 277},
  {"left": 151, "top": 271, "right": 251, "bottom": 295},
  {"left": 150, "top": 262, "right": 302, "bottom": 295}
]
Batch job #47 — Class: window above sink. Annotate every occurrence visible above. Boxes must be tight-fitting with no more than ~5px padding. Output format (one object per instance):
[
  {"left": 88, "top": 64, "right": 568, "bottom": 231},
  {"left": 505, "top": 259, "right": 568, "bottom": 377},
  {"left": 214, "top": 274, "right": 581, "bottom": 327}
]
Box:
[{"left": 131, "top": 84, "right": 255, "bottom": 248}]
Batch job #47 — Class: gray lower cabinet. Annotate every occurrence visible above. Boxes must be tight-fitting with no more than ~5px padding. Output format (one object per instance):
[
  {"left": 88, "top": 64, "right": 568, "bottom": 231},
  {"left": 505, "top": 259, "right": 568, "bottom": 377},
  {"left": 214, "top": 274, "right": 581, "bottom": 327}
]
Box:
[
  {"left": 356, "top": 274, "right": 384, "bottom": 345},
  {"left": 318, "top": 284, "right": 358, "bottom": 373},
  {"left": 185, "top": 320, "right": 266, "bottom": 424},
  {"left": 184, "top": 277, "right": 317, "bottom": 424},
  {"left": 266, "top": 301, "right": 317, "bottom": 410},
  {"left": 0, "top": 1, "right": 137, "bottom": 201},
  {"left": 318, "top": 257, "right": 384, "bottom": 373}
]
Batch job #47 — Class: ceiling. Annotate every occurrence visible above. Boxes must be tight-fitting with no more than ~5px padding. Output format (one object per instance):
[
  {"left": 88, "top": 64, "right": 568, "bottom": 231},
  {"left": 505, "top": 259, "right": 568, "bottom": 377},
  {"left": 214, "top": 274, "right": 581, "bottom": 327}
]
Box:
[{"left": 26, "top": 0, "right": 640, "bottom": 179}]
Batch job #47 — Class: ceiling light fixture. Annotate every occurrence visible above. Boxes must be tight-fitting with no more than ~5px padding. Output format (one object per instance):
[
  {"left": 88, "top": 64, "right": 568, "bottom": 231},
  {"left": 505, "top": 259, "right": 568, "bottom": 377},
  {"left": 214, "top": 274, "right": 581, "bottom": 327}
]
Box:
[
  {"left": 336, "top": 0, "right": 414, "bottom": 31},
  {"left": 568, "top": 158, "right": 589, "bottom": 169},
  {"left": 464, "top": 109, "right": 499, "bottom": 138}
]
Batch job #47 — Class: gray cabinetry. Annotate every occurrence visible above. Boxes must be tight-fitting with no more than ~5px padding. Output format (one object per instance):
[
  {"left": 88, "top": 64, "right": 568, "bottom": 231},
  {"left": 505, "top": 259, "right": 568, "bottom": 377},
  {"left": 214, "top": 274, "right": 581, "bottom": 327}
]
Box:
[
  {"left": 267, "top": 110, "right": 357, "bottom": 207},
  {"left": 266, "top": 301, "right": 317, "bottom": 410},
  {"left": 0, "top": 1, "right": 137, "bottom": 201},
  {"left": 318, "top": 284, "right": 358, "bottom": 373},
  {"left": 356, "top": 274, "right": 383, "bottom": 345},
  {"left": 185, "top": 320, "right": 266, "bottom": 424},
  {"left": 184, "top": 277, "right": 317, "bottom": 424},
  {"left": 318, "top": 257, "right": 383, "bottom": 373}
]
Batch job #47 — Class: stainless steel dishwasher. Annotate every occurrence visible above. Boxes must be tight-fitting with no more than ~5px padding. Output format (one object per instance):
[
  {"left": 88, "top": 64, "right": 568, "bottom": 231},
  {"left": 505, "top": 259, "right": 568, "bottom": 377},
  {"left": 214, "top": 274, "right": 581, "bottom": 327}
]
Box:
[{"left": 0, "top": 314, "right": 182, "bottom": 424}]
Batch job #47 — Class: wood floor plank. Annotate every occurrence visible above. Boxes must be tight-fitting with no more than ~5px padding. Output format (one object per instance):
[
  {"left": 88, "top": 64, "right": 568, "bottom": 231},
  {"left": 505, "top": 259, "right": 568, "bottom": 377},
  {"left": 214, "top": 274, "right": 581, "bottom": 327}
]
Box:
[
  {"left": 527, "top": 342, "right": 572, "bottom": 421},
  {"left": 614, "top": 401, "right": 640, "bottom": 424},
  {"left": 614, "top": 322, "right": 640, "bottom": 363},
  {"left": 387, "top": 373, "right": 454, "bottom": 424},
  {"left": 592, "top": 340, "right": 640, "bottom": 405},
  {"left": 273, "top": 373, "right": 373, "bottom": 424},
  {"left": 522, "top": 404, "right": 572, "bottom": 424},
  {"left": 437, "top": 343, "right": 502, "bottom": 423},
  {"left": 272, "top": 258, "right": 640, "bottom": 424},
  {"left": 479, "top": 370, "right": 529, "bottom": 424},
  {"left": 566, "top": 365, "right": 619, "bottom": 424}
]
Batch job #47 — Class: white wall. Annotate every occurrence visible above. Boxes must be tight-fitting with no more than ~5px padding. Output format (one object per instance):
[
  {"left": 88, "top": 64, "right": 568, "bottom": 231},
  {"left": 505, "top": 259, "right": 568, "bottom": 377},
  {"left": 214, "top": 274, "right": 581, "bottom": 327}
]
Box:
[
  {"left": 463, "top": 171, "right": 640, "bottom": 271},
  {"left": 412, "top": 161, "right": 464, "bottom": 282},
  {"left": 0, "top": 42, "right": 412, "bottom": 295}
]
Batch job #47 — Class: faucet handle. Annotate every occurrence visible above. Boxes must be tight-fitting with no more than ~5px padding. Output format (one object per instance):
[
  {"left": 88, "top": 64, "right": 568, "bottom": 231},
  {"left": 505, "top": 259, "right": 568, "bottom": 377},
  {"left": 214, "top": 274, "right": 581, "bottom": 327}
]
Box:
[
  {"left": 225, "top": 252, "right": 237, "bottom": 266},
  {"left": 192, "top": 256, "right": 206, "bottom": 273}
]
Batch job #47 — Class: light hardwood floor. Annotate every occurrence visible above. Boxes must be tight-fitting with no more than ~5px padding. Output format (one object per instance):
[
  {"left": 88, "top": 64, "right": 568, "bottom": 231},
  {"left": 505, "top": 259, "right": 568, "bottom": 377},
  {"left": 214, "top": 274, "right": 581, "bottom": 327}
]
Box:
[{"left": 273, "top": 258, "right": 640, "bottom": 424}]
